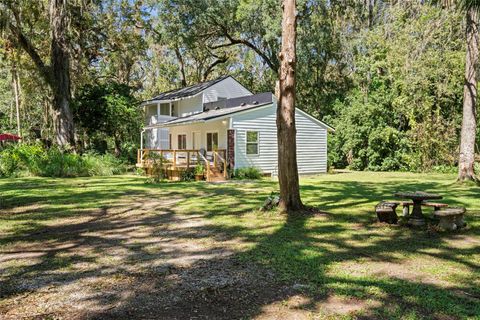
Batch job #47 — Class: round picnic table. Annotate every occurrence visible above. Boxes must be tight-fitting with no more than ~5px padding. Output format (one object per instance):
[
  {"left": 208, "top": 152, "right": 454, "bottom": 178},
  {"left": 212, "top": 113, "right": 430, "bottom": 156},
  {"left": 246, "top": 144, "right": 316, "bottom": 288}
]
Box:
[{"left": 394, "top": 191, "right": 443, "bottom": 226}]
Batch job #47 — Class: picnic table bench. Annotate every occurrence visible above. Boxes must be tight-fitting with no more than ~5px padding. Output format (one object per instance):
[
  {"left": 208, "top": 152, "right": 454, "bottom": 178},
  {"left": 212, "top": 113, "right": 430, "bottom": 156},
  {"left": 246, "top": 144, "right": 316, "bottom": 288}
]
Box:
[
  {"left": 394, "top": 191, "right": 443, "bottom": 226},
  {"left": 434, "top": 207, "right": 466, "bottom": 231},
  {"left": 375, "top": 199, "right": 450, "bottom": 225}
]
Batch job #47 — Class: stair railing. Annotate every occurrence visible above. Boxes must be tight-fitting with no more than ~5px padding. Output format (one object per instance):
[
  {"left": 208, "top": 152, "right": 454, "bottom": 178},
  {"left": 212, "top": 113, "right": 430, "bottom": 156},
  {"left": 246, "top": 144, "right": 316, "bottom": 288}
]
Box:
[
  {"left": 198, "top": 152, "right": 211, "bottom": 181},
  {"left": 213, "top": 149, "right": 228, "bottom": 178}
]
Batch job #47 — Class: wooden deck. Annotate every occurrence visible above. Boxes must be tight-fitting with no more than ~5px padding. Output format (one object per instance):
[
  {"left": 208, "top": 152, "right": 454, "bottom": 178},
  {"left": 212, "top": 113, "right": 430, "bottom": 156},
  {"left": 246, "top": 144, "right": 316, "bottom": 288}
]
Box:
[{"left": 137, "top": 149, "right": 228, "bottom": 182}]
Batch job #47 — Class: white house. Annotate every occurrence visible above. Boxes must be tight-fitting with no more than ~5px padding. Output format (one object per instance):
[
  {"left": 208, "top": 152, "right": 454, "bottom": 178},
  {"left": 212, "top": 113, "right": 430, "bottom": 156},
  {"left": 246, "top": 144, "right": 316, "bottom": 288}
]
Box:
[{"left": 138, "top": 76, "right": 334, "bottom": 181}]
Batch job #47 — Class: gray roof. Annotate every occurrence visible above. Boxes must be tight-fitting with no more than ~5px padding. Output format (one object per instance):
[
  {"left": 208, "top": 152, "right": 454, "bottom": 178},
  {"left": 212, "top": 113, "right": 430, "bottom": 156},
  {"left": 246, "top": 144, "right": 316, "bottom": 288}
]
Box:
[
  {"left": 150, "top": 102, "right": 272, "bottom": 128},
  {"left": 144, "top": 91, "right": 336, "bottom": 132},
  {"left": 144, "top": 75, "right": 230, "bottom": 103},
  {"left": 203, "top": 92, "right": 273, "bottom": 111}
]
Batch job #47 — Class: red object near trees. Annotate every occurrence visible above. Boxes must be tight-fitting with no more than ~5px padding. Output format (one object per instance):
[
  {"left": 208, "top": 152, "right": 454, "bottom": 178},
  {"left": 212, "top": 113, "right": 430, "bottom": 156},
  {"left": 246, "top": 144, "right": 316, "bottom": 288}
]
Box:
[{"left": 0, "top": 133, "right": 21, "bottom": 142}]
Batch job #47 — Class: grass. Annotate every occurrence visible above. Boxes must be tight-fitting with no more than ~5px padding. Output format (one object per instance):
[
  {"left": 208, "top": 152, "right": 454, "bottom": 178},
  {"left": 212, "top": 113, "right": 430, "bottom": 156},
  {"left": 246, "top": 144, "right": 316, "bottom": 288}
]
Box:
[{"left": 0, "top": 171, "right": 479, "bottom": 319}]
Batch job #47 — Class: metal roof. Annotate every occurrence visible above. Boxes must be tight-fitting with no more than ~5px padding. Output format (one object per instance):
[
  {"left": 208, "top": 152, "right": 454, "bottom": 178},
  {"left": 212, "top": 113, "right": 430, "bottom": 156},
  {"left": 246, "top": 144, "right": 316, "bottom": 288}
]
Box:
[
  {"left": 203, "top": 92, "right": 273, "bottom": 111},
  {"left": 143, "top": 75, "right": 230, "bottom": 103},
  {"left": 144, "top": 91, "right": 335, "bottom": 132},
  {"left": 148, "top": 102, "right": 272, "bottom": 128}
]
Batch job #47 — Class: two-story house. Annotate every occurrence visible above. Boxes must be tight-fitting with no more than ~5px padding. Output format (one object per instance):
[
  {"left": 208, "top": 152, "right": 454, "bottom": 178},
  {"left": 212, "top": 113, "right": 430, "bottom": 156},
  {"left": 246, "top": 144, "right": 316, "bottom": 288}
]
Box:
[{"left": 138, "top": 76, "right": 334, "bottom": 181}]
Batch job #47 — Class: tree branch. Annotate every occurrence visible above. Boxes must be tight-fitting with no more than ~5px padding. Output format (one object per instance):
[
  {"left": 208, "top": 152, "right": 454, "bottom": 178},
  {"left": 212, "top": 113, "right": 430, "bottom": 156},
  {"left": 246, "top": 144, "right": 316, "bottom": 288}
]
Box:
[
  {"left": 174, "top": 46, "right": 188, "bottom": 87},
  {"left": 202, "top": 55, "right": 228, "bottom": 81},
  {"left": 206, "top": 16, "right": 279, "bottom": 71},
  {"left": 7, "top": 7, "right": 52, "bottom": 85}
]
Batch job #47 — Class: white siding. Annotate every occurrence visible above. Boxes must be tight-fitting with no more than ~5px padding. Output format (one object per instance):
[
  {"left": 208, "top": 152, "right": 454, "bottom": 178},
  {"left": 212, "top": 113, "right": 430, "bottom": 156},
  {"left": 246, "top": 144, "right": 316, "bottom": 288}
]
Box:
[
  {"left": 175, "top": 94, "right": 203, "bottom": 117},
  {"left": 167, "top": 119, "right": 228, "bottom": 150},
  {"left": 144, "top": 104, "right": 157, "bottom": 126},
  {"left": 145, "top": 128, "right": 170, "bottom": 149},
  {"left": 203, "top": 77, "right": 252, "bottom": 103},
  {"left": 231, "top": 104, "right": 328, "bottom": 174}
]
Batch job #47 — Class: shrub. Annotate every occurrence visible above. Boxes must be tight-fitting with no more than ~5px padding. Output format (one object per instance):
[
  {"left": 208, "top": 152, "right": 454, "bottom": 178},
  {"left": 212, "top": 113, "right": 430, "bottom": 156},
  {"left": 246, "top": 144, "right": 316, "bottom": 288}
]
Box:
[
  {"left": 0, "top": 143, "right": 45, "bottom": 177},
  {"left": 233, "top": 167, "right": 262, "bottom": 180},
  {"left": 180, "top": 168, "right": 195, "bottom": 181},
  {"left": 431, "top": 165, "right": 457, "bottom": 174},
  {"left": 195, "top": 164, "right": 205, "bottom": 175},
  {"left": 0, "top": 143, "right": 127, "bottom": 178}
]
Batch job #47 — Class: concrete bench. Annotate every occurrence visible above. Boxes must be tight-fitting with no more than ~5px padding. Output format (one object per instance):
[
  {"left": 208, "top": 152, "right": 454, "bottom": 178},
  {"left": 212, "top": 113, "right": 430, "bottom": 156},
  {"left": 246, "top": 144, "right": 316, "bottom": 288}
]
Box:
[
  {"left": 375, "top": 201, "right": 398, "bottom": 224},
  {"left": 422, "top": 202, "right": 449, "bottom": 211},
  {"left": 433, "top": 207, "right": 466, "bottom": 231},
  {"left": 398, "top": 201, "right": 414, "bottom": 216}
]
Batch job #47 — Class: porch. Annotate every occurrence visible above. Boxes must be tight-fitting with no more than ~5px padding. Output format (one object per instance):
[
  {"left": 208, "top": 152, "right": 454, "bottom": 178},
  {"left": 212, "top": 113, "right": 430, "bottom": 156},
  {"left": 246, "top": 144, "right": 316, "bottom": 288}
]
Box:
[{"left": 136, "top": 149, "right": 228, "bottom": 182}]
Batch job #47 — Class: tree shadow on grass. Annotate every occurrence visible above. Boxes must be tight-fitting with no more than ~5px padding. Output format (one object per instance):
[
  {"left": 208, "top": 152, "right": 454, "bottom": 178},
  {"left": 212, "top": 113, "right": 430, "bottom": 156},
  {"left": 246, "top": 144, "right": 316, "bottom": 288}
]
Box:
[{"left": 0, "top": 176, "right": 479, "bottom": 319}]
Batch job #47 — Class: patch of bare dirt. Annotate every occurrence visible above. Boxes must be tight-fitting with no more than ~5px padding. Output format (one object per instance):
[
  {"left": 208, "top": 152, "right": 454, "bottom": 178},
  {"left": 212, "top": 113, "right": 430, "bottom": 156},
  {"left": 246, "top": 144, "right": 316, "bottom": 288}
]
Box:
[{"left": 1, "top": 195, "right": 359, "bottom": 320}]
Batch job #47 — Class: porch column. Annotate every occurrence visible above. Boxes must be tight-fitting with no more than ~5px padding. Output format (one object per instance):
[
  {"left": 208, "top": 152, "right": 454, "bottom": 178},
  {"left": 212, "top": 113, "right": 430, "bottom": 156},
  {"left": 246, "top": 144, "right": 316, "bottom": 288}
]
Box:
[
  {"left": 227, "top": 129, "right": 235, "bottom": 170},
  {"left": 156, "top": 103, "right": 160, "bottom": 122}
]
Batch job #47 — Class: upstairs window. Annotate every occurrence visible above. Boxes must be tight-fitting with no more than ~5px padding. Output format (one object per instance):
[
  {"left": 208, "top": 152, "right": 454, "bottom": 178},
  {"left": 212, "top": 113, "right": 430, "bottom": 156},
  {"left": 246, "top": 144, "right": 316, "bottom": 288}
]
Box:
[
  {"left": 246, "top": 131, "right": 259, "bottom": 155},
  {"left": 177, "top": 134, "right": 187, "bottom": 150},
  {"left": 160, "top": 103, "right": 170, "bottom": 116}
]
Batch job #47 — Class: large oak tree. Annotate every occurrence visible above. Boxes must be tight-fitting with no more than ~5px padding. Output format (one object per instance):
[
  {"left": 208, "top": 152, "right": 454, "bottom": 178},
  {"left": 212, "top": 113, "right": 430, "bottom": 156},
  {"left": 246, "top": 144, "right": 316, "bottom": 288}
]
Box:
[{"left": 2, "top": 0, "right": 75, "bottom": 147}]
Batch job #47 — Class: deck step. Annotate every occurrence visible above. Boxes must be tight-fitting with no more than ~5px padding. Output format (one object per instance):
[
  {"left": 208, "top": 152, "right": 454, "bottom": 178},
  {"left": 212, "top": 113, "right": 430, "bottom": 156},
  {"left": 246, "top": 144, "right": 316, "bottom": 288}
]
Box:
[{"left": 208, "top": 168, "right": 227, "bottom": 182}]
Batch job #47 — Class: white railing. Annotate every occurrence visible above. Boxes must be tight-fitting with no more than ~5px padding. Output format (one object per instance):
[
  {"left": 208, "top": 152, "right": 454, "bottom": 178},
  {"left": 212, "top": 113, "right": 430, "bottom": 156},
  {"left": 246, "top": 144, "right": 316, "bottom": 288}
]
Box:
[{"left": 147, "top": 115, "right": 176, "bottom": 126}]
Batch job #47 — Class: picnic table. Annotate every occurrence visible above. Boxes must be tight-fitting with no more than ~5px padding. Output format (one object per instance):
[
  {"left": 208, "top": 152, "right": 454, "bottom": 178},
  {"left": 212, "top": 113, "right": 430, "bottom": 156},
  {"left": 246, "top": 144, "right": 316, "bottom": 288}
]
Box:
[{"left": 394, "top": 191, "right": 442, "bottom": 226}]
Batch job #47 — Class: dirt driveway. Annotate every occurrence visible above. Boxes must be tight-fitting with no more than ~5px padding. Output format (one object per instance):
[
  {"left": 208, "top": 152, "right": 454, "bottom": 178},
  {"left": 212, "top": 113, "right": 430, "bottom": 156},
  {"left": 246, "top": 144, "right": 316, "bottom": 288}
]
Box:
[{"left": 0, "top": 195, "right": 334, "bottom": 319}]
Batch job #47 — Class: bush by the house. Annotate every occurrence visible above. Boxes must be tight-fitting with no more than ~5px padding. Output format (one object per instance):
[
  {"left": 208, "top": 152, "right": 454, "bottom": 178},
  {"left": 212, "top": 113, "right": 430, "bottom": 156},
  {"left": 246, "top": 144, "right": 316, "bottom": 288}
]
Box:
[
  {"left": 180, "top": 168, "right": 195, "bottom": 181},
  {"left": 0, "top": 143, "right": 127, "bottom": 178},
  {"left": 233, "top": 167, "right": 262, "bottom": 180}
]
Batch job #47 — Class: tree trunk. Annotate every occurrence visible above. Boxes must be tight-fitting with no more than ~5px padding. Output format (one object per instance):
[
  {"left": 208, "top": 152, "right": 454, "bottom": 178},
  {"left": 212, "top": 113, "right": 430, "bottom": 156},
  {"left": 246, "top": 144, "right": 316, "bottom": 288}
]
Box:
[
  {"left": 458, "top": 8, "right": 478, "bottom": 182},
  {"left": 368, "top": 0, "right": 374, "bottom": 28},
  {"left": 175, "top": 47, "right": 188, "bottom": 87},
  {"left": 114, "top": 135, "right": 122, "bottom": 157},
  {"left": 276, "top": 0, "right": 303, "bottom": 213},
  {"left": 10, "top": 52, "right": 21, "bottom": 137},
  {"left": 50, "top": 0, "right": 75, "bottom": 148}
]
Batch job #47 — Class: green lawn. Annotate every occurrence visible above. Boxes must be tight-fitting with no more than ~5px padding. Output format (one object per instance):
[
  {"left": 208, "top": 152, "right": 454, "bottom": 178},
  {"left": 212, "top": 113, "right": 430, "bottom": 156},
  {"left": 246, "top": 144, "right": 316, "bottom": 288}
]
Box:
[{"left": 0, "top": 172, "right": 479, "bottom": 319}]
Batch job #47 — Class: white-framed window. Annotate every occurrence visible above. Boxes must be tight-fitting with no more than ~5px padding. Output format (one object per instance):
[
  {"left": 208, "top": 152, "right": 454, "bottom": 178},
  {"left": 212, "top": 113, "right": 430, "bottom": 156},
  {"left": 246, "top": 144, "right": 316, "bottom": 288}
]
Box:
[
  {"left": 177, "top": 134, "right": 187, "bottom": 150},
  {"left": 246, "top": 131, "right": 259, "bottom": 155},
  {"left": 160, "top": 103, "right": 170, "bottom": 116}
]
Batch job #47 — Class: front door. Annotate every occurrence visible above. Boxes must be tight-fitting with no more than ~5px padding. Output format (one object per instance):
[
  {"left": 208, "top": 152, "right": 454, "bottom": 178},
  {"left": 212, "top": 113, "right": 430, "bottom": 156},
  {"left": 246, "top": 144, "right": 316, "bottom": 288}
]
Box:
[
  {"left": 206, "top": 132, "right": 218, "bottom": 151},
  {"left": 192, "top": 132, "right": 201, "bottom": 149}
]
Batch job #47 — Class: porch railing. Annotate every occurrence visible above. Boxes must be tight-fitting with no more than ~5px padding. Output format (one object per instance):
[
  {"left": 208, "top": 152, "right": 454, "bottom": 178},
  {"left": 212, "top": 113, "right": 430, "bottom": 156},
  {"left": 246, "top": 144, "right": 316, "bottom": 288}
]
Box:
[{"left": 137, "top": 148, "right": 228, "bottom": 181}]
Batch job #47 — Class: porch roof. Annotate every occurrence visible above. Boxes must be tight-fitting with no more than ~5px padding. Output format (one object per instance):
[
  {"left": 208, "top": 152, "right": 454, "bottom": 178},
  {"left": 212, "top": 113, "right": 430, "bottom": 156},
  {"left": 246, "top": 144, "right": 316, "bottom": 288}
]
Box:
[{"left": 145, "top": 102, "right": 272, "bottom": 128}]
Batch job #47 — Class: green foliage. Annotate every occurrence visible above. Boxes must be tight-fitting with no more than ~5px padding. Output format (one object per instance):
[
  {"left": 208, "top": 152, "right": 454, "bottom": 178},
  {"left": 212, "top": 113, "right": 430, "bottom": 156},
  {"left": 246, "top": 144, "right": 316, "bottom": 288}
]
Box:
[
  {"left": 0, "top": 0, "right": 475, "bottom": 174},
  {"left": 180, "top": 168, "right": 195, "bottom": 181},
  {"left": 431, "top": 165, "right": 458, "bottom": 174},
  {"left": 145, "top": 152, "right": 166, "bottom": 183},
  {"left": 0, "top": 143, "right": 126, "bottom": 178},
  {"left": 328, "top": 4, "right": 464, "bottom": 172},
  {"left": 194, "top": 163, "right": 205, "bottom": 175},
  {"left": 233, "top": 167, "right": 262, "bottom": 180},
  {"left": 73, "top": 82, "right": 141, "bottom": 161}
]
